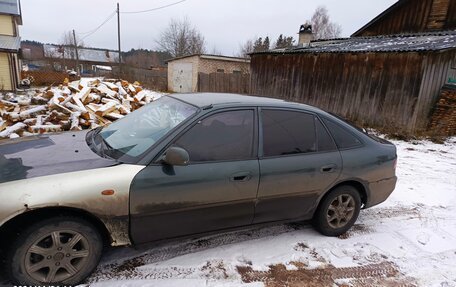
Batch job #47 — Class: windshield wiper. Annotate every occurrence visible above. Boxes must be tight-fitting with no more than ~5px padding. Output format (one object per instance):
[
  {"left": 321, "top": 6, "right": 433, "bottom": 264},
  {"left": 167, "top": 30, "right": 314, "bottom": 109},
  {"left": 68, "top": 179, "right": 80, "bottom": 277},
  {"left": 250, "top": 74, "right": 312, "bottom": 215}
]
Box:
[
  {"left": 90, "top": 127, "right": 114, "bottom": 159},
  {"left": 100, "top": 136, "right": 115, "bottom": 159}
]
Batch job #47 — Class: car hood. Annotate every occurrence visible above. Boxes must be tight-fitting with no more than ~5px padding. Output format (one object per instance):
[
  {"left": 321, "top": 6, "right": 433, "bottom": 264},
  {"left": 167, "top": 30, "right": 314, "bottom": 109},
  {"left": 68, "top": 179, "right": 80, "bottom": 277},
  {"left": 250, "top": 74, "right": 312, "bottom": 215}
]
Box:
[{"left": 0, "top": 130, "right": 118, "bottom": 184}]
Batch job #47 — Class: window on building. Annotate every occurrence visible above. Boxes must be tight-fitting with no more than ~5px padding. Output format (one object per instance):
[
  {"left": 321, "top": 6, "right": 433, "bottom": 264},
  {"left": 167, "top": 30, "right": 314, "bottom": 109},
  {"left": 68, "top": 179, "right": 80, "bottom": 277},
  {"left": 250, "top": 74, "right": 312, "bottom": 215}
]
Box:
[
  {"left": 233, "top": 70, "right": 242, "bottom": 74},
  {"left": 262, "top": 110, "right": 317, "bottom": 157},
  {"left": 174, "top": 110, "right": 255, "bottom": 162},
  {"left": 217, "top": 69, "right": 225, "bottom": 73}
]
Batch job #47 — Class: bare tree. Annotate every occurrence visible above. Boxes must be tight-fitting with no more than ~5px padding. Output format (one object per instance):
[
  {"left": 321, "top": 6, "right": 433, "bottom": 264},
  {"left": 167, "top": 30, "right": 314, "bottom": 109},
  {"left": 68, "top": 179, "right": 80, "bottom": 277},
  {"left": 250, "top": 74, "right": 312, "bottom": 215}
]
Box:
[
  {"left": 209, "top": 46, "right": 223, "bottom": 56},
  {"left": 311, "top": 6, "right": 342, "bottom": 39},
  {"left": 60, "top": 31, "right": 84, "bottom": 60},
  {"left": 238, "top": 39, "right": 254, "bottom": 58},
  {"left": 157, "top": 18, "right": 206, "bottom": 57}
]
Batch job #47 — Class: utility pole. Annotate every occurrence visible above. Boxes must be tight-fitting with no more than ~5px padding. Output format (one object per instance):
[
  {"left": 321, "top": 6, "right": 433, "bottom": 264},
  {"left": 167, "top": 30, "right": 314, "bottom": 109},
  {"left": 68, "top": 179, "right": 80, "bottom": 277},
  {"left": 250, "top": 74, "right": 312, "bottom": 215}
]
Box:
[
  {"left": 117, "top": 3, "right": 122, "bottom": 78},
  {"left": 72, "top": 29, "right": 80, "bottom": 75}
]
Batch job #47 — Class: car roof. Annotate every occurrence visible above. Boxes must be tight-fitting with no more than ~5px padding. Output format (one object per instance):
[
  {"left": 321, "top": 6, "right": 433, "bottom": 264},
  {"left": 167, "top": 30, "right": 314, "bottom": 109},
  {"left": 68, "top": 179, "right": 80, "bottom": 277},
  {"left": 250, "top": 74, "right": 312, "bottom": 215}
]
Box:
[{"left": 170, "top": 93, "right": 322, "bottom": 112}]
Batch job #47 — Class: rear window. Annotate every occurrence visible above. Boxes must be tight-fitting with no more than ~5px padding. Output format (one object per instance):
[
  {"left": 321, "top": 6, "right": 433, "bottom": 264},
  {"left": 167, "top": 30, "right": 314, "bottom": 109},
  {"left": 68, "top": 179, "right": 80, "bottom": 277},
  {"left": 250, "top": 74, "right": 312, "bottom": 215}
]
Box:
[{"left": 322, "top": 118, "right": 362, "bottom": 149}]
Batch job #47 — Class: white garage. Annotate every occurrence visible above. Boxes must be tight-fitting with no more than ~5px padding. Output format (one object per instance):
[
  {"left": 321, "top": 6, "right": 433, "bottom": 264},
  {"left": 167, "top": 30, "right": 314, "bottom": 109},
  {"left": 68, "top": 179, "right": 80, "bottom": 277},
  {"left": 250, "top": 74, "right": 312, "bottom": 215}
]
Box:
[{"left": 166, "top": 54, "right": 250, "bottom": 93}]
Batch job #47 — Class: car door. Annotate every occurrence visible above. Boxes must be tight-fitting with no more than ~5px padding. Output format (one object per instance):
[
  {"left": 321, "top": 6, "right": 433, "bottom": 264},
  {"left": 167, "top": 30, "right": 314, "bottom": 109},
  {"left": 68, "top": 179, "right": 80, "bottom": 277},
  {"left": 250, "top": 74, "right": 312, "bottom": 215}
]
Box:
[
  {"left": 130, "top": 108, "right": 259, "bottom": 244},
  {"left": 253, "top": 108, "right": 342, "bottom": 223}
]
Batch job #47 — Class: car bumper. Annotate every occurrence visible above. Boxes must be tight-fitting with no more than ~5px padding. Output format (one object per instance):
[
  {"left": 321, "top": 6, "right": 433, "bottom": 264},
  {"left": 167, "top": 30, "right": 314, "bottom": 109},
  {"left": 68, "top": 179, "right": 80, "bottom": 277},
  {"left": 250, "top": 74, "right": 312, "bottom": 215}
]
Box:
[{"left": 365, "top": 176, "right": 397, "bottom": 208}]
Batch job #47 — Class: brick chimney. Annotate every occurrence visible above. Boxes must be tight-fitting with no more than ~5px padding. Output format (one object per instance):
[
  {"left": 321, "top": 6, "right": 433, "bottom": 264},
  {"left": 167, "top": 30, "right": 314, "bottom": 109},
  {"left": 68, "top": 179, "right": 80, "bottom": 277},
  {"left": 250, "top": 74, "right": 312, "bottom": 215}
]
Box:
[{"left": 298, "top": 24, "right": 313, "bottom": 46}]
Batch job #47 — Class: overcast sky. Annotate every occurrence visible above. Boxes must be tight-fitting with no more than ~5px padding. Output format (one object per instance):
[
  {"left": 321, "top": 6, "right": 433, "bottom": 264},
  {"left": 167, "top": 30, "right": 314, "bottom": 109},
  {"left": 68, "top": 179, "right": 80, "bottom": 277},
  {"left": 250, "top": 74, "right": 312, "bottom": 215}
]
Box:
[{"left": 20, "top": 0, "right": 396, "bottom": 56}]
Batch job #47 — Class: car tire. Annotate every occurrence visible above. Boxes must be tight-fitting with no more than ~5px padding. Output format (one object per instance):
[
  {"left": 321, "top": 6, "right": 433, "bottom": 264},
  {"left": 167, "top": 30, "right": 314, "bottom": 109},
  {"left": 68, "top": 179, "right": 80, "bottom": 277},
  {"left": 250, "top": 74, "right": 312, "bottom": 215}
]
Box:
[
  {"left": 313, "top": 185, "right": 362, "bottom": 236},
  {"left": 7, "top": 216, "right": 103, "bottom": 285}
]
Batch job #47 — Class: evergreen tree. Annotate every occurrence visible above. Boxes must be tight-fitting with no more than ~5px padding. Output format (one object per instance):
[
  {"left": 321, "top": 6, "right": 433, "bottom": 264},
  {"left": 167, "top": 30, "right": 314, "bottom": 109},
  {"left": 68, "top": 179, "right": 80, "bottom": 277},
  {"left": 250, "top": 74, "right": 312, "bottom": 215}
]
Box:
[
  {"left": 263, "top": 36, "right": 270, "bottom": 51},
  {"left": 253, "top": 37, "right": 264, "bottom": 52},
  {"left": 274, "top": 34, "right": 295, "bottom": 49},
  {"left": 275, "top": 34, "right": 284, "bottom": 48}
]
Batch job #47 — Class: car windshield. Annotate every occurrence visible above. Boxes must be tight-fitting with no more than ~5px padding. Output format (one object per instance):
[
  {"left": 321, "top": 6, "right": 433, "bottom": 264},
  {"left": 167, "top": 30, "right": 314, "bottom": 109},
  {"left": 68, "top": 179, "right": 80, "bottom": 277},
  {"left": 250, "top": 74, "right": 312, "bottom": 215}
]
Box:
[{"left": 98, "top": 96, "right": 198, "bottom": 161}]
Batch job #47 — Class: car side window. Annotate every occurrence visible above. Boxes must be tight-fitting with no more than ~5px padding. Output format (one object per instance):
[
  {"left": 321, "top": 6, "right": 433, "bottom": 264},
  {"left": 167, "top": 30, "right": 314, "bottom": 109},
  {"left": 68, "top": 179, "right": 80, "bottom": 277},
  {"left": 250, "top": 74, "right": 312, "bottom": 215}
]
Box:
[
  {"left": 322, "top": 118, "right": 362, "bottom": 149},
  {"left": 174, "top": 110, "right": 255, "bottom": 162},
  {"left": 262, "top": 110, "right": 317, "bottom": 157},
  {"left": 315, "top": 118, "right": 337, "bottom": 151}
]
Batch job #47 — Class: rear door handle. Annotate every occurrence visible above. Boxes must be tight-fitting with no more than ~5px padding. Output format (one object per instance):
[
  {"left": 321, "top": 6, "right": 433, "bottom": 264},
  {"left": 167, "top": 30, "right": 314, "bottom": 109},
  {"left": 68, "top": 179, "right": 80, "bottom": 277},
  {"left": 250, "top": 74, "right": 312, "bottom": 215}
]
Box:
[
  {"left": 230, "top": 172, "right": 252, "bottom": 182},
  {"left": 320, "top": 164, "right": 337, "bottom": 173}
]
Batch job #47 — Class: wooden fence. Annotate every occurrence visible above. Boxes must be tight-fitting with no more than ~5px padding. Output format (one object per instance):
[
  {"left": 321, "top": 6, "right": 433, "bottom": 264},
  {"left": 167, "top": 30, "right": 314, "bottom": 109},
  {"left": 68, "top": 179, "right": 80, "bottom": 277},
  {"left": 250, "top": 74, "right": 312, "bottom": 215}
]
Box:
[
  {"left": 198, "top": 72, "right": 250, "bottom": 94},
  {"left": 115, "top": 66, "right": 168, "bottom": 91},
  {"left": 21, "top": 71, "right": 79, "bottom": 86}
]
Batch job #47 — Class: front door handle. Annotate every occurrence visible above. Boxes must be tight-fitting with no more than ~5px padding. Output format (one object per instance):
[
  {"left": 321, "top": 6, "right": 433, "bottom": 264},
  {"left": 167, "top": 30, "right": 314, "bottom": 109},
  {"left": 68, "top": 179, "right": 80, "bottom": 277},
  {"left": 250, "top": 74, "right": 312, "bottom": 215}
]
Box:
[
  {"left": 230, "top": 172, "right": 252, "bottom": 182},
  {"left": 320, "top": 164, "right": 337, "bottom": 173}
]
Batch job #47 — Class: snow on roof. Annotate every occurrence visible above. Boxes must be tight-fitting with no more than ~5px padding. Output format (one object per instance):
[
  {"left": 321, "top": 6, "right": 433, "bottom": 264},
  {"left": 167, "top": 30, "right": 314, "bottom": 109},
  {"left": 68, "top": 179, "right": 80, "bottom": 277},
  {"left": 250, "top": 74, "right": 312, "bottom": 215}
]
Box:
[
  {"left": 0, "top": 35, "right": 20, "bottom": 52},
  {"left": 251, "top": 31, "right": 456, "bottom": 55},
  {"left": 167, "top": 54, "right": 250, "bottom": 63},
  {"left": 0, "top": 0, "right": 19, "bottom": 15},
  {"left": 95, "top": 65, "right": 112, "bottom": 71},
  {"left": 43, "top": 44, "right": 120, "bottom": 64}
]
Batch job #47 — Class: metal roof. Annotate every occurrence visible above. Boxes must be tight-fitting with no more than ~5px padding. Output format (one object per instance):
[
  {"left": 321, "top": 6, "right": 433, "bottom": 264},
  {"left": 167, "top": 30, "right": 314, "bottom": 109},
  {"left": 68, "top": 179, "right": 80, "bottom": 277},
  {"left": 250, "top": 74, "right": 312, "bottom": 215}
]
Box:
[
  {"left": 43, "top": 44, "right": 120, "bottom": 63},
  {"left": 0, "top": 35, "right": 20, "bottom": 52},
  {"left": 0, "top": 0, "right": 19, "bottom": 15},
  {"left": 250, "top": 31, "right": 456, "bottom": 55}
]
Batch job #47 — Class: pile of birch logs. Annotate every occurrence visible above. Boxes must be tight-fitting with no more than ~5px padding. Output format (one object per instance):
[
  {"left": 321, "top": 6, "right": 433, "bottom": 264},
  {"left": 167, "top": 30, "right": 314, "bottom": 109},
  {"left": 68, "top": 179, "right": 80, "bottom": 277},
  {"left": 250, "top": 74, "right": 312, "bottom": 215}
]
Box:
[{"left": 0, "top": 78, "right": 161, "bottom": 139}]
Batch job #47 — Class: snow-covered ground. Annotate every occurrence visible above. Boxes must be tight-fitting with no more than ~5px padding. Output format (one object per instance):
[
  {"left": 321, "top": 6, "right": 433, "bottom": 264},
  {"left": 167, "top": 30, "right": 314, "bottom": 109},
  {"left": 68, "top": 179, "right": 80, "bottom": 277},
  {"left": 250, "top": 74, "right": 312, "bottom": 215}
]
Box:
[{"left": 77, "top": 137, "right": 456, "bottom": 287}]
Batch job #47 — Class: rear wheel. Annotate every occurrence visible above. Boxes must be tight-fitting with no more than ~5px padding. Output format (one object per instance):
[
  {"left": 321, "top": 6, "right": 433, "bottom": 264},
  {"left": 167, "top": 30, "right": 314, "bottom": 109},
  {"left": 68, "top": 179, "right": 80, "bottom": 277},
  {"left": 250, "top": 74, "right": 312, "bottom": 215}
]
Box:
[
  {"left": 313, "top": 186, "right": 361, "bottom": 236},
  {"left": 7, "top": 217, "right": 103, "bottom": 285}
]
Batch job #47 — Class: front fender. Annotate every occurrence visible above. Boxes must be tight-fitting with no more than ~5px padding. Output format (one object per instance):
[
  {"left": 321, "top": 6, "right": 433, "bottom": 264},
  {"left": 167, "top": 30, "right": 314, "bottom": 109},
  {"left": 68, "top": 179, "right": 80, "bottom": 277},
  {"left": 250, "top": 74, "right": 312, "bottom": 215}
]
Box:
[{"left": 0, "top": 164, "right": 145, "bottom": 246}]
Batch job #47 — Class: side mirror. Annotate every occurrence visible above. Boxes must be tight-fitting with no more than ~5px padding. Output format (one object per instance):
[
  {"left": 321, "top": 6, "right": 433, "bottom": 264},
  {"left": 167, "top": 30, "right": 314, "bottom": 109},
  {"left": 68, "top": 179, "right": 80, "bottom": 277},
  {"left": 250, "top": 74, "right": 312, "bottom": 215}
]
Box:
[{"left": 162, "top": 147, "right": 190, "bottom": 166}]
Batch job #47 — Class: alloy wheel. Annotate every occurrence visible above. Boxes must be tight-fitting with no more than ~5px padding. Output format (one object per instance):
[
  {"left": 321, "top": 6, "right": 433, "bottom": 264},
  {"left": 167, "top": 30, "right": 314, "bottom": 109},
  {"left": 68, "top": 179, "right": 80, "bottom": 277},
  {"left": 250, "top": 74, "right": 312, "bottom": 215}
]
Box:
[
  {"left": 24, "top": 230, "right": 90, "bottom": 283},
  {"left": 326, "top": 194, "right": 356, "bottom": 229}
]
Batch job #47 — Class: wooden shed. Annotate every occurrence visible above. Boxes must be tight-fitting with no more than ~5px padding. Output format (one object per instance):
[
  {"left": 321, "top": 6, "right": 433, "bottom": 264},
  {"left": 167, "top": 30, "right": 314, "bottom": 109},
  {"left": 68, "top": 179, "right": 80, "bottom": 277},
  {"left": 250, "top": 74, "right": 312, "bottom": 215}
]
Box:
[
  {"left": 250, "top": 32, "right": 456, "bottom": 132},
  {"left": 352, "top": 0, "right": 456, "bottom": 37}
]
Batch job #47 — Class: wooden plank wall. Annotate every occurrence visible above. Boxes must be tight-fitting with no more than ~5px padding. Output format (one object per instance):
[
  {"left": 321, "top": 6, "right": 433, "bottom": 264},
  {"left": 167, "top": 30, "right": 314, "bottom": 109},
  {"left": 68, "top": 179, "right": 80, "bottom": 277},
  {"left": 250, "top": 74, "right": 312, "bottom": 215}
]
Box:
[
  {"left": 250, "top": 51, "right": 454, "bottom": 132},
  {"left": 445, "top": 0, "right": 456, "bottom": 29},
  {"left": 354, "top": 0, "right": 455, "bottom": 36},
  {"left": 198, "top": 72, "right": 250, "bottom": 94}
]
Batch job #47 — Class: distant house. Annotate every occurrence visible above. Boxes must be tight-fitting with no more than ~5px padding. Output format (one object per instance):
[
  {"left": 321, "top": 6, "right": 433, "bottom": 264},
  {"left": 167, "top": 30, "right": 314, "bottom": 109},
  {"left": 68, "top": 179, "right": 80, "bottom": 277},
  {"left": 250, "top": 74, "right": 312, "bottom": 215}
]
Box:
[
  {"left": 0, "top": 0, "right": 22, "bottom": 91},
  {"left": 42, "top": 44, "right": 119, "bottom": 75},
  {"left": 167, "top": 54, "right": 250, "bottom": 93},
  {"left": 250, "top": 0, "right": 456, "bottom": 133},
  {"left": 21, "top": 42, "right": 120, "bottom": 75}
]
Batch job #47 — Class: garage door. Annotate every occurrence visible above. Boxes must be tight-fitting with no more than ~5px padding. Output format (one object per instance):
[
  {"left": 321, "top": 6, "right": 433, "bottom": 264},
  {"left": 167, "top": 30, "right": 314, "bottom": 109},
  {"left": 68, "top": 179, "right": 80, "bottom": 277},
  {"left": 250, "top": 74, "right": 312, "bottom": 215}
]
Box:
[{"left": 172, "top": 63, "right": 193, "bottom": 93}]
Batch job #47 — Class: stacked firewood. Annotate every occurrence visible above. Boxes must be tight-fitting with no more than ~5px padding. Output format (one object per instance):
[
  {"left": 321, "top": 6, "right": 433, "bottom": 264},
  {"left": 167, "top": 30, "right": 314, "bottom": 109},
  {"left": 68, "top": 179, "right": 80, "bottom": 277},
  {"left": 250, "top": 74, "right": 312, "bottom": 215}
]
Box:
[
  {"left": 0, "top": 78, "right": 162, "bottom": 139},
  {"left": 428, "top": 86, "right": 456, "bottom": 136}
]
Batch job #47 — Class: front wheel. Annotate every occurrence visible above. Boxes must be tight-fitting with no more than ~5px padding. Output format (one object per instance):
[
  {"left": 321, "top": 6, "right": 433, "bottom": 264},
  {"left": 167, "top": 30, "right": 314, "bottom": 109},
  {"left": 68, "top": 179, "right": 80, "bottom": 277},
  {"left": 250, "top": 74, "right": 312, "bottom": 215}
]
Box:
[
  {"left": 313, "top": 186, "right": 361, "bottom": 236},
  {"left": 7, "top": 216, "right": 103, "bottom": 285}
]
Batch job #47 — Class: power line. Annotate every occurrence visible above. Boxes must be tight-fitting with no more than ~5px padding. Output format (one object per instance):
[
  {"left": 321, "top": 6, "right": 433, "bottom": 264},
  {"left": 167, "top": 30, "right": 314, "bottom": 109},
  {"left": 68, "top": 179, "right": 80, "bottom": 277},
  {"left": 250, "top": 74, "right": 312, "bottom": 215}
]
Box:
[
  {"left": 79, "top": 10, "right": 117, "bottom": 40},
  {"left": 121, "top": 0, "right": 187, "bottom": 14}
]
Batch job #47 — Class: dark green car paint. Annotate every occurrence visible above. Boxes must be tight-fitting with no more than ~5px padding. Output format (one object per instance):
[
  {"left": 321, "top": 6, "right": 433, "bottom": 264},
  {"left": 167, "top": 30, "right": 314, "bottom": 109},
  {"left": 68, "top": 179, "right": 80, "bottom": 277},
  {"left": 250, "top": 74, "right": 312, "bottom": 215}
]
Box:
[
  {"left": 130, "top": 159, "right": 260, "bottom": 243},
  {"left": 128, "top": 93, "right": 397, "bottom": 245}
]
